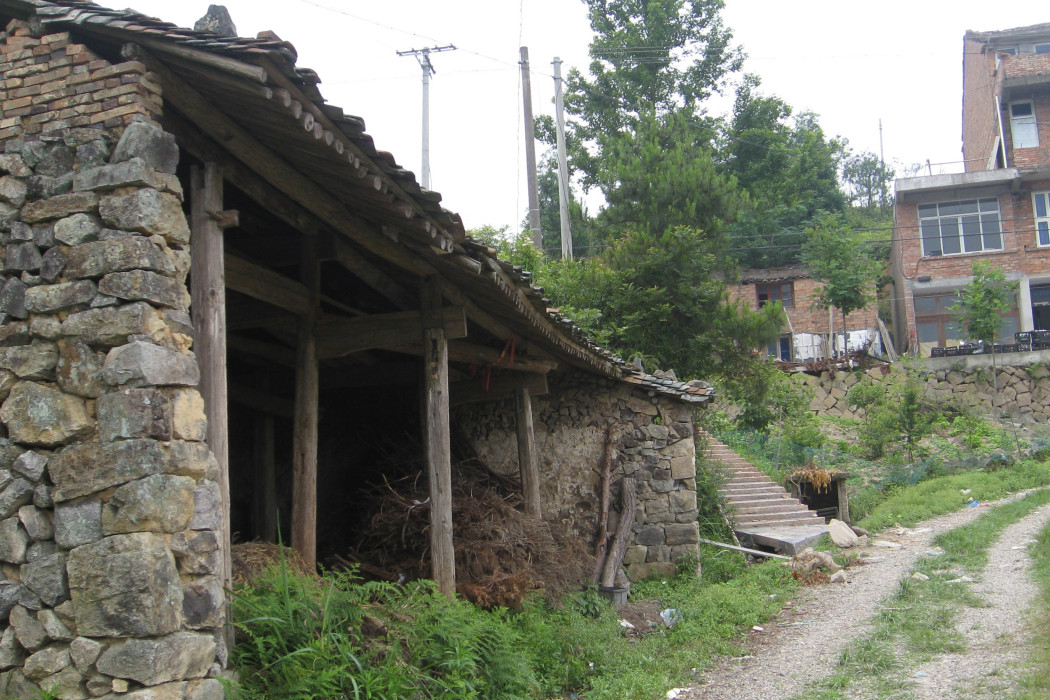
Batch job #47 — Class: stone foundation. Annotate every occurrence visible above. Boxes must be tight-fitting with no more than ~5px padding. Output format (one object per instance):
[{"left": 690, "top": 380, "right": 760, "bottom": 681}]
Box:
[{"left": 455, "top": 374, "right": 700, "bottom": 582}]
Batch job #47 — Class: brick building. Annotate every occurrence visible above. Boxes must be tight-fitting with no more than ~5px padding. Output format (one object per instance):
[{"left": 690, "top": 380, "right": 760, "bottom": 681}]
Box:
[
  {"left": 727, "top": 265, "right": 881, "bottom": 362},
  {"left": 892, "top": 23, "right": 1050, "bottom": 356}
]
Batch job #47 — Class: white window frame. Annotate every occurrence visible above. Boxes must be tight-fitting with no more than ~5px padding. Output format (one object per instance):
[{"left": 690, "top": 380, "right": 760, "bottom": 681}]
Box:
[
  {"left": 1034, "top": 192, "right": 1050, "bottom": 247},
  {"left": 1010, "top": 100, "right": 1039, "bottom": 149},
  {"left": 918, "top": 198, "right": 1003, "bottom": 257}
]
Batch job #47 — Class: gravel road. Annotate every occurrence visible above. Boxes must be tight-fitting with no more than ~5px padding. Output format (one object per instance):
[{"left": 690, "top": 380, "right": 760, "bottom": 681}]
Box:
[{"left": 675, "top": 495, "right": 1050, "bottom": 700}]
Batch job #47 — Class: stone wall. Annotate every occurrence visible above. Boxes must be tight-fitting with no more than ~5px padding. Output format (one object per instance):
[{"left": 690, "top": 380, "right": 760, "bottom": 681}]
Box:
[
  {"left": 794, "top": 360, "right": 1050, "bottom": 422},
  {"left": 454, "top": 373, "right": 700, "bottom": 582},
  {"left": 0, "top": 20, "right": 223, "bottom": 699}
]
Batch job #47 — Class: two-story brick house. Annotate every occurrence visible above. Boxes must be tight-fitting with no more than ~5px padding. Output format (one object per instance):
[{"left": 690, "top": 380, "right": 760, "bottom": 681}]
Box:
[{"left": 892, "top": 23, "right": 1050, "bottom": 356}]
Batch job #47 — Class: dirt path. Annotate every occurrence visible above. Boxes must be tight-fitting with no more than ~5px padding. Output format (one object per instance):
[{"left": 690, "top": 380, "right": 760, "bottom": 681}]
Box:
[{"left": 677, "top": 494, "right": 1050, "bottom": 700}]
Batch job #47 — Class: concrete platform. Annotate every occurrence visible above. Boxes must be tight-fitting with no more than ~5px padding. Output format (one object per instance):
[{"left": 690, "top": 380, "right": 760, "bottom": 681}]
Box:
[{"left": 736, "top": 524, "right": 830, "bottom": 555}]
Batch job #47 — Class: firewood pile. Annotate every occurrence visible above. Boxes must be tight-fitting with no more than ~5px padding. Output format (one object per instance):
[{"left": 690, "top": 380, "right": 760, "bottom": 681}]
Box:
[{"left": 331, "top": 459, "right": 593, "bottom": 607}]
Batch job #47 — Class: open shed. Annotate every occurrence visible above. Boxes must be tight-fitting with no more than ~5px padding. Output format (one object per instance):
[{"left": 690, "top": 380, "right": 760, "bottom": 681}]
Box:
[{"left": 0, "top": 1, "right": 711, "bottom": 696}]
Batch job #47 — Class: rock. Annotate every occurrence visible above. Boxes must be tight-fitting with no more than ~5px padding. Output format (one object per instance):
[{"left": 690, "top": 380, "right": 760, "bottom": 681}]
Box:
[
  {"left": 21, "top": 192, "right": 99, "bottom": 223},
  {"left": 10, "top": 605, "right": 48, "bottom": 651},
  {"left": 63, "top": 237, "right": 175, "bottom": 280},
  {"left": 39, "top": 246, "right": 65, "bottom": 282},
  {"left": 56, "top": 342, "right": 105, "bottom": 398},
  {"left": 635, "top": 526, "right": 664, "bottom": 546},
  {"left": 0, "top": 278, "right": 26, "bottom": 319},
  {"left": 22, "top": 553, "right": 69, "bottom": 607},
  {"left": 911, "top": 571, "right": 930, "bottom": 582},
  {"left": 99, "top": 189, "right": 190, "bottom": 245},
  {"left": 0, "top": 154, "right": 30, "bottom": 178},
  {"left": 96, "top": 631, "right": 215, "bottom": 685},
  {"left": 18, "top": 506, "right": 52, "bottom": 541},
  {"left": 182, "top": 577, "right": 224, "bottom": 629},
  {"left": 23, "top": 280, "right": 97, "bottom": 313},
  {"left": 102, "top": 474, "right": 196, "bottom": 535},
  {"left": 102, "top": 341, "right": 199, "bottom": 388},
  {"left": 0, "top": 381, "right": 94, "bottom": 447},
  {"left": 189, "top": 481, "right": 221, "bottom": 531},
  {"left": 110, "top": 122, "right": 179, "bottom": 174},
  {"left": 73, "top": 158, "right": 162, "bottom": 193},
  {"left": 49, "top": 440, "right": 168, "bottom": 502},
  {"left": 0, "top": 176, "right": 27, "bottom": 207},
  {"left": 12, "top": 453, "right": 48, "bottom": 483},
  {"left": 170, "top": 390, "right": 207, "bottom": 442},
  {"left": 194, "top": 5, "right": 237, "bottom": 36},
  {"left": 97, "top": 388, "right": 172, "bottom": 442},
  {"left": 5, "top": 242, "right": 42, "bottom": 273},
  {"left": 828, "top": 519, "right": 860, "bottom": 548},
  {"left": 37, "top": 665, "right": 84, "bottom": 699},
  {"left": 53, "top": 213, "right": 102, "bottom": 246},
  {"left": 829, "top": 570, "right": 848, "bottom": 583},
  {"left": 70, "top": 636, "right": 104, "bottom": 675},
  {"left": 23, "top": 645, "right": 71, "bottom": 680},
  {"left": 0, "top": 627, "right": 24, "bottom": 670},
  {"left": 664, "top": 522, "right": 700, "bottom": 545},
  {"left": 60, "top": 302, "right": 167, "bottom": 347},
  {"left": 54, "top": 496, "right": 102, "bottom": 548},
  {"left": 98, "top": 269, "right": 185, "bottom": 310},
  {"left": 76, "top": 139, "right": 109, "bottom": 170},
  {"left": 34, "top": 142, "right": 74, "bottom": 178},
  {"left": 0, "top": 516, "right": 28, "bottom": 563},
  {"left": 37, "top": 609, "right": 74, "bottom": 642},
  {"left": 169, "top": 531, "right": 220, "bottom": 576},
  {"left": 67, "top": 533, "right": 182, "bottom": 638},
  {"left": 0, "top": 581, "right": 23, "bottom": 621},
  {"left": 0, "top": 478, "right": 35, "bottom": 519},
  {"left": 0, "top": 341, "right": 58, "bottom": 380},
  {"left": 187, "top": 679, "right": 225, "bottom": 700}
]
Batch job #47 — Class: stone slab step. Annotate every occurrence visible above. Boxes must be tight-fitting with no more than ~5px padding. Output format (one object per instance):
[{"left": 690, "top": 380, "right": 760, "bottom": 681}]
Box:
[
  {"left": 737, "top": 525, "right": 829, "bottom": 555},
  {"left": 723, "top": 485, "right": 788, "bottom": 496},
  {"left": 730, "top": 502, "right": 813, "bottom": 516},
  {"left": 734, "top": 513, "right": 825, "bottom": 527}
]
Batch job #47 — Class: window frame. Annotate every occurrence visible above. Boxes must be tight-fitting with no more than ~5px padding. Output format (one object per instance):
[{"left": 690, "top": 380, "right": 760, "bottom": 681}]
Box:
[
  {"left": 914, "top": 291, "right": 1019, "bottom": 355},
  {"left": 756, "top": 282, "right": 794, "bottom": 309},
  {"left": 1010, "top": 100, "right": 1039, "bottom": 149},
  {"left": 1034, "top": 192, "right": 1050, "bottom": 247},
  {"left": 917, "top": 197, "right": 1003, "bottom": 257}
]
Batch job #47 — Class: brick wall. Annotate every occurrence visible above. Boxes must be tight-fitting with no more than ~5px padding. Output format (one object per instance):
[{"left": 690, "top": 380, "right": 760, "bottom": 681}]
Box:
[
  {"left": 1006, "top": 91, "right": 1050, "bottom": 172},
  {"left": 727, "top": 276, "right": 879, "bottom": 337},
  {"left": 963, "top": 37, "right": 999, "bottom": 172}
]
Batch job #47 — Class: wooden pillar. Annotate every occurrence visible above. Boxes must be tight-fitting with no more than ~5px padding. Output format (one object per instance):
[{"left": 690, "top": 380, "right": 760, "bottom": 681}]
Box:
[
  {"left": 190, "top": 163, "right": 232, "bottom": 642},
  {"left": 836, "top": 476, "right": 851, "bottom": 524},
  {"left": 422, "top": 277, "right": 456, "bottom": 595},
  {"left": 514, "top": 387, "right": 542, "bottom": 518},
  {"left": 252, "top": 370, "right": 278, "bottom": 543},
  {"left": 291, "top": 237, "right": 320, "bottom": 570}
]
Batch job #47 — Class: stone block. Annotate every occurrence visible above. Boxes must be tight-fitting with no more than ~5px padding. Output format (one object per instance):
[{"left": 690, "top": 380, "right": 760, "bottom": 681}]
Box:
[
  {"left": 670, "top": 489, "right": 697, "bottom": 513},
  {"left": 98, "top": 269, "right": 185, "bottom": 309},
  {"left": 0, "top": 581, "right": 23, "bottom": 622},
  {"left": 22, "top": 553, "right": 69, "bottom": 607},
  {"left": 0, "top": 176, "right": 26, "bottom": 207},
  {"left": 18, "top": 505, "right": 51, "bottom": 541},
  {"left": 182, "top": 576, "right": 224, "bottom": 629},
  {"left": 99, "top": 189, "right": 189, "bottom": 245},
  {"left": 70, "top": 636, "right": 104, "bottom": 675},
  {"left": 5, "top": 242, "right": 43, "bottom": 273},
  {"left": 60, "top": 302, "right": 166, "bottom": 347},
  {"left": 669, "top": 454, "right": 694, "bottom": 480},
  {"left": 0, "top": 154, "right": 31, "bottom": 178},
  {"left": 21, "top": 191, "right": 98, "bottom": 223},
  {"left": 110, "top": 121, "right": 179, "bottom": 174},
  {"left": 24, "top": 280, "right": 97, "bottom": 313},
  {"left": 0, "top": 278, "right": 26, "bottom": 319},
  {"left": 98, "top": 388, "right": 172, "bottom": 442},
  {"left": 189, "top": 481, "right": 221, "bottom": 531},
  {"left": 0, "top": 516, "right": 28, "bottom": 563},
  {"left": 37, "top": 609, "right": 74, "bottom": 642},
  {"left": 1, "top": 381, "right": 93, "bottom": 447},
  {"left": 67, "top": 533, "right": 182, "bottom": 638},
  {"left": 626, "top": 561, "right": 675, "bottom": 581},
  {"left": 63, "top": 237, "right": 175, "bottom": 280},
  {"left": 169, "top": 531, "right": 220, "bottom": 576},
  {"left": 96, "top": 631, "right": 214, "bottom": 685},
  {"left": 664, "top": 522, "right": 699, "bottom": 546},
  {"left": 12, "top": 452, "right": 48, "bottom": 482},
  {"left": 38, "top": 665, "right": 84, "bottom": 698},
  {"left": 50, "top": 440, "right": 168, "bottom": 502},
  {"left": 53, "top": 212, "right": 102, "bottom": 245},
  {"left": 0, "top": 627, "right": 24, "bottom": 671},
  {"left": 622, "top": 545, "right": 646, "bottom": 565},
  {"left": 0, "top": 341, "right": 57, "bottom": 381},
  {"left": 74, "top": 157, "right": 161, "bottom": 192},
  {"left": 634, "top": 525, "right": 664, "bottom": 546},
  {"left": 34, "top": 143, "right": 74, "bottom": 179},
  {"left": 0, "top": 479, "right": 35, "bottom": 519},
  {"left": 188, "top": 679, "right": 225, "bottom": 700},
  {"left": 22, "top": 645, "right": 71, "bottom": 680},
  {"left": 10, "top": 605, "right": 47, "bottom": 651},
  {"left": 56, "top": 341, "right": 105, "bottom": 398},
  {"left": 76, "top": 139, "right": 109, "bottom": 170},
  {"left": 170, "top": 390, "right": 207, "bottom": 442},
  {"left": 168, "top": 441, "right": 216, "bottom": 481},
  {"left": 39, "top": 246, "right": 66, "bottom": 282},
  {"left": 102, "top": 341, "right": 199, "bottom": 388},
  {"left": 102, "top": 474, "right": 195, "bottom": 535}
]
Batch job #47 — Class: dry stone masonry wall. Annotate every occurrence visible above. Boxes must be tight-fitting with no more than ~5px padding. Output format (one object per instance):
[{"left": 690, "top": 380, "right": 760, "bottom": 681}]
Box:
[
  {"left": 0, "top": 19, "right": 223, "bottom": 700},
  {"left": 455, "top": 374, "right": 700, "bottom": 582}
]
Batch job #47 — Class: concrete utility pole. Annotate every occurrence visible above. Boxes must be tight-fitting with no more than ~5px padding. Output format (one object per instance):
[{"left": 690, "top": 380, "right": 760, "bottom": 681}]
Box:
[
  {"left": 552, "top": 57, "right": 573, "bottom": 261},
  {"left": 397, "top": 44, "right": 456, "bottom": 190},
  {"left": 520, "top": 47, "right": 542, "bottom": 249}
]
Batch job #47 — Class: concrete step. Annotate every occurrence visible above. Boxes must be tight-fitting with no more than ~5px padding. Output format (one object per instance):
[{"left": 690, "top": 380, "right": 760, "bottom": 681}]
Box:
[
  {"left": 730, "top": 501, "right": 812, "bottom": 516},
  {"left": 734, "top": 512, "right": 825, "bottom": 527},
  {"left": 723, "top": 485, "right": 787, "bottom": 496}
]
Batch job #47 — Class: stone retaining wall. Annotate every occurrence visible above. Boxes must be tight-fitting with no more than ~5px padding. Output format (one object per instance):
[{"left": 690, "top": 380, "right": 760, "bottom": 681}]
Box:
[
  {"left": 794, "top": 360, "right": 1050, "bottom": 422},
  {"left": 454, "top": 374, "right": 700, "bottom": 582},
  {"left": 0, "top": 20, "right": 223, "bottom": 699}
]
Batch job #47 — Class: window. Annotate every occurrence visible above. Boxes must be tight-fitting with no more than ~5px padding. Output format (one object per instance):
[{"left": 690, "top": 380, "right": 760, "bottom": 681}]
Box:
[
  {"left": 1034, "top": 192, "right": 1050, "bottom": 247},
  {"left": 1010, "top": 101, "right": 1039, "bottom": 149},
  {"left": 756, "top": 282, "right": 793, "bottom": 308},
  {"left": 1036, "top": 43, "right": 1050, "bottom": 54},
  {"left": 918, "top": 198, "right": 1003, "bottom": 257},
  {"left": 914, "top": 291, "right": 1018, "bottom": 356}
]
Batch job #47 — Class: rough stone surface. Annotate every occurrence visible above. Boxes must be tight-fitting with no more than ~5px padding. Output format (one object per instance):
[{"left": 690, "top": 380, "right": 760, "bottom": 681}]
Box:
[
  {"left": 0, "top": 516, "right": 28, "bottom": 564},
  {"left": 70, "top": 636, "right": 104, "bottom": 675},
  {"left": 97, "top": 388, "right": 172, "bottom": 442},
  {"left": 21, "top": 192, "right": 99, "bottom": 224},
  {"left": 98, "top": 269, "right": 185, "bottom": 309},
  {"left": 23, "top": 280, "right": 97, "bottom": 313},
  {"left": 23, "top": 645, "right": 71, "bottom": 680},
  {"left": 181, "top": 577, "right": 224, "bottom": 629},
  {"left": 0, "top": 479, "right": 34, "bottom": 520},
  {"left": 12, "top": 452, "right": 48, "bottom": 483},
  {"left": 73, "top": 158, "right": 161, "bottom": 193},
  {"left": 63, "top": 238, "right": 175, "bottom": 280},
  {"left": 829, "top": 518, "right": 860, "bottom": 548},
  {"left": 95, "top": 632, "right": 215, "bottom": 686},
  {"left": 102, "top": 475, "right": 195, "bottom": 535},
  {"left": 53, "top": 213, "right": 102, "bottom": 246},
  {"left": 0, "top": 627, "right": 24, "bottom": 671},
  {"left": 10, "top": 605, "right": 47, "bottom": 652},
  {"left": 60, "top": 302, "right": 166, "bottom": 347},
  {"left": 67, "top": 533, "right": 182, "bottom": 638},
  {"left": 110, "top": 122, "right": 179, "bottom": 174},
  {"left": 54, "top": 496, "right": 103, "bottom": 549},
  {"left": 189, "top": 481, "right": 221, "bottom": 532},
  {"left": 5, "top": 242, "right": 42, "bottom": 272},
  {"left": 102, "top": 341, "right": 199, "bottom": 388},
  {"left": 0, "top": 277, "right": 26, "bottom": 319},
  {"left": 37, "top": 609, "right": 74, "bottom": 642},
  {"left": 170, "top": 390, "right": 207, "bottom": 442},
  {"left": 0, "top": 341, "right": 58, "bottom": 380},
  {"left": 56, "top": 342, "right": 106, "bottom": 398},
  {"left": 49, "top": 440, "right": 168, "bottom": 502},
  {"left": 99, "top": 190, "right": 190, "bottom": 245},
  {"left": 22, "top": 553, "right": 69, "bottom": 607},
  {"left": 18, "top": 506, "right": 52, "bottom": 541},
  {"left": 0, "top": 381, "right": 94, "bottom": 447}
]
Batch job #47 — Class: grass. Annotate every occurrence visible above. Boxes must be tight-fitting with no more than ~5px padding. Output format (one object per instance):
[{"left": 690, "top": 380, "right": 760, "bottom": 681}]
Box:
[
  {"left": 859, "top": 459, "right": 1050, "bottom": 531},
  {"left": 798, "top": 488, "right": 1050, "bottom": 699},
  {"left": 1016, "top": 516, "right": 1050, "bottom": 699},
  {"left": 229, "top": 549, "right": 799, "bottom": 699}
]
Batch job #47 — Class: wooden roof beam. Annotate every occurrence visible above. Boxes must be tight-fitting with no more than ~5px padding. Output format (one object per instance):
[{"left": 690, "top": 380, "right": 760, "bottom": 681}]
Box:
[
  {"left": 315, "top": 307, "right": 466, "bottom": 360},
  {"left": 388, "top": 340, "right": 557, "bottom": 374},
  {"left": 225, "top": 253, "right": 310, "bottom": 316},
  {"left": 450, "top": 372, "right": 548, "bottom": 407}
]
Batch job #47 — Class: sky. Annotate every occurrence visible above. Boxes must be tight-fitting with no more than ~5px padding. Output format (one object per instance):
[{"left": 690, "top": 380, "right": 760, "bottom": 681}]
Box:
[{"left": 121, "top": 0, "right": 1050, "bottom": 236}]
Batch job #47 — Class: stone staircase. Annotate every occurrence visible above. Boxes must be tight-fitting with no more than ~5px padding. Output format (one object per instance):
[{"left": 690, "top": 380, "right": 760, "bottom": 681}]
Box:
[{"left": 703, "top": 435, "right": 827, "bottom": 552}]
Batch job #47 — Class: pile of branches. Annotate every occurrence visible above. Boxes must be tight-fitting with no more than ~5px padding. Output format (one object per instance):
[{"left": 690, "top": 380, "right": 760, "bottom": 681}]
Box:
[{"left": 333, "top": 459, "right": 592, "bottom": 608}]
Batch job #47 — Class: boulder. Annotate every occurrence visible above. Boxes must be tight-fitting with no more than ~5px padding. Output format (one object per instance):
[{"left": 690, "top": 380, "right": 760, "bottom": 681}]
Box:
[
  {"left": 95, "top": 631, "right": 215, "bottom": 685},
  {"left": 829, "top": 519, "right": 860, "bottom": 548}
]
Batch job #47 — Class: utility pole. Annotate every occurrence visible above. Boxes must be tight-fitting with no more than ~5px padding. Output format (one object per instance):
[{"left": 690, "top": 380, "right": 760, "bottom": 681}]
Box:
[
  {"left": 520, "top": 47, "right": 542, "bottom": 249},
  {"left": 552, "top": 57, "right": 573, "bottom": 261},
  {"left": 397, "top": 44, "right": 456, "bottom": 190},
  {"left": 879, "top": 118, "right": 887, "bottom": 209}
]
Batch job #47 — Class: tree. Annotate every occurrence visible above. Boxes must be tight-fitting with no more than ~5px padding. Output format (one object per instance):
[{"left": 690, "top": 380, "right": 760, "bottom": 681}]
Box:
[
  {"left": 841, "top": 151, "right": 895, "bottom": 210},
  {"left": 949, "top": 261, "right": 1014, "bottom": 346},
  {"left": 801, "top": 215, "right": 881, "bottom": 356}
]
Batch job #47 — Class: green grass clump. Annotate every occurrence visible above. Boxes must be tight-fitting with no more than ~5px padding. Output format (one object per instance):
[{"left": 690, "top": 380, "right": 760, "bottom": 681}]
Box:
[
  {"left": 1016, "top": 515, "right": 1050, "bottom": 698},
  {"left": 859, "top": 459, "right": 1050, "bottom": 531}
]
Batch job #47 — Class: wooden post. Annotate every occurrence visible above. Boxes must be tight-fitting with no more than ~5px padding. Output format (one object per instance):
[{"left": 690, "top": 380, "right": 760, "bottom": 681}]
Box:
[
  {"left": 291, "top": 237, "right": 319, "bottom": 570},
  {"left": 190, "top": 163, "right": 232, "bottom": 646},
  {"left": 601, "top": 477, "right": 637, "bottom": 588},
  {"left": 514, "top": 387, "right": 542, "bottom": 518},
  {"left": 836, "top": 476, "right": 851, "bottom": 524},
  {"left": 252, "top": 370, "right": 278, "bottom": 542},
  {"left": 422, "top": 277, "right": 456, "bottom": 596}
]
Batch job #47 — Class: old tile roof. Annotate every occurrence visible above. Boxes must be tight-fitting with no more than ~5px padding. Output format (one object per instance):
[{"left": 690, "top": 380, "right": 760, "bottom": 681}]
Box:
[
  {"left": 738, "top": 264, "right": 811, "bottom": 284},
  {"left": 0, "top": 0, "right": 711, "bottom": 404}
]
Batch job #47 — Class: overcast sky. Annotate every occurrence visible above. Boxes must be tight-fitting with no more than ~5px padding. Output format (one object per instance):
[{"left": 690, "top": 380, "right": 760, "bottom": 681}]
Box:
[{"left": 123, "top": 0, "right": 1050, "bottom": 236}]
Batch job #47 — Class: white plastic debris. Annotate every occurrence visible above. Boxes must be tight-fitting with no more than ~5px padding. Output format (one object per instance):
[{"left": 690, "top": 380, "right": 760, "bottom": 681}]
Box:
[{"left": 660, "top": 608, "right": 682, "bottom": 628}]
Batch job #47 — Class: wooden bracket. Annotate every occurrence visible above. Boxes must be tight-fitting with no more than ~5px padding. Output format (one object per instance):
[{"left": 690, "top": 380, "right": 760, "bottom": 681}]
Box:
[{"left": 208, "top": 209, "right": 240, "bottom": 229}]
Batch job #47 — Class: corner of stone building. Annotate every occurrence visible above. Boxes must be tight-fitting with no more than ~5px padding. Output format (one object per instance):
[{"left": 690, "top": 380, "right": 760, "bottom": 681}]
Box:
[{"left": 0, "top": 17, "right": 224, "bottom": 700}]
